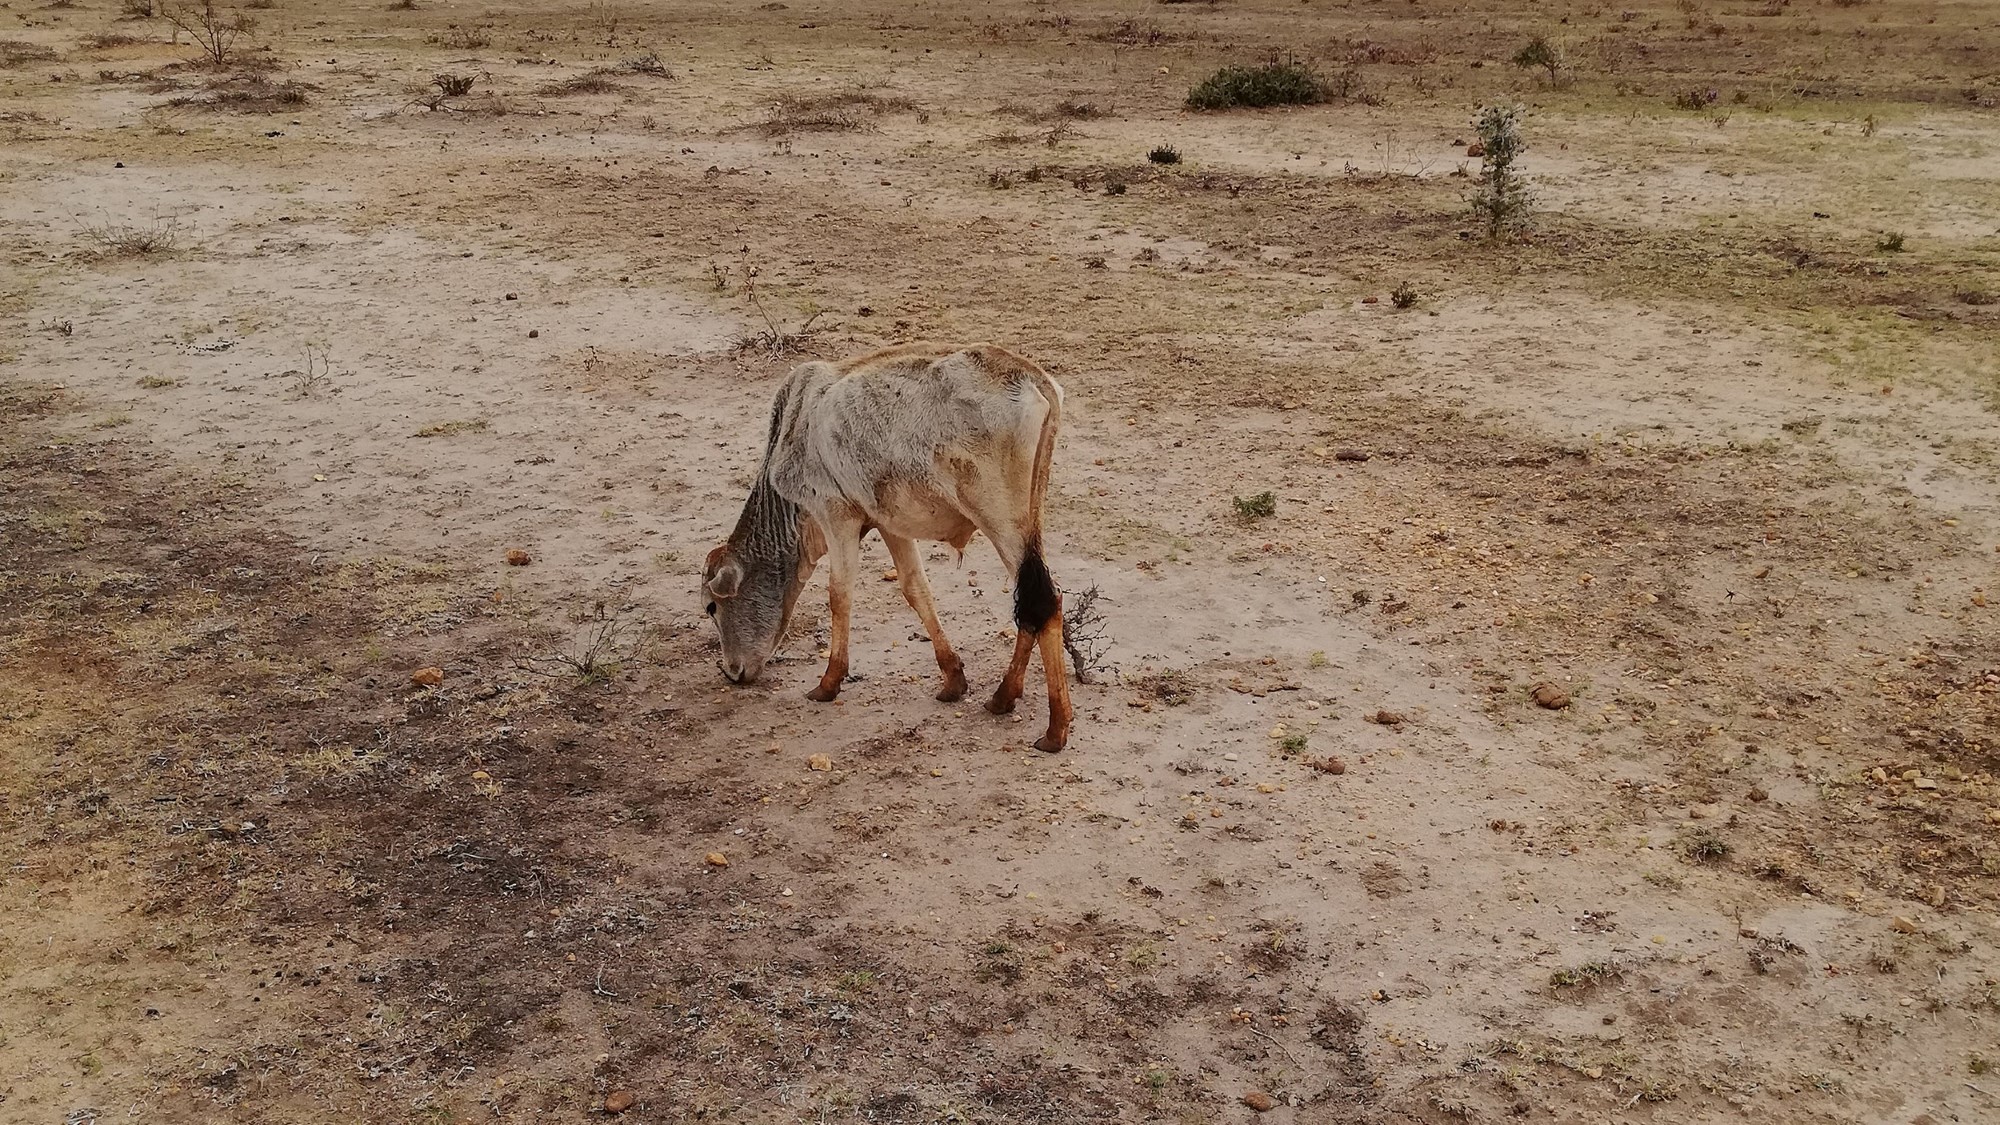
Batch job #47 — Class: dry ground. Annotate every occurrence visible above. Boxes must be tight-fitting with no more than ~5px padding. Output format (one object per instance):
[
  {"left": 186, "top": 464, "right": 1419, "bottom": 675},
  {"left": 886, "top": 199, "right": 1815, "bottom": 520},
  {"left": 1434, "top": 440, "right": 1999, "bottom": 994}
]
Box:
[{"left": 4, "top": 1, "right": 1999, "bottom": 1123}]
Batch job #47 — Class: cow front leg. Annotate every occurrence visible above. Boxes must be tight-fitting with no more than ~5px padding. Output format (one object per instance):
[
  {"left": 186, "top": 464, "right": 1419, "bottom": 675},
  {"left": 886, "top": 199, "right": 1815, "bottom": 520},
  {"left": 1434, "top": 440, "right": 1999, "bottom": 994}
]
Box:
[{"left": 807, "top": 518, "right": 863, "bottom": 702}]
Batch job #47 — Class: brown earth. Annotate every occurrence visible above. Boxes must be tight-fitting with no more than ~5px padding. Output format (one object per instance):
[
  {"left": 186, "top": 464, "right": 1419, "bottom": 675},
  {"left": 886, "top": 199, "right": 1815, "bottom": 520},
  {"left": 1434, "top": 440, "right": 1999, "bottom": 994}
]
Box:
[{"left": 4, "top": 1, "right": 1999, "bottom": 1123}]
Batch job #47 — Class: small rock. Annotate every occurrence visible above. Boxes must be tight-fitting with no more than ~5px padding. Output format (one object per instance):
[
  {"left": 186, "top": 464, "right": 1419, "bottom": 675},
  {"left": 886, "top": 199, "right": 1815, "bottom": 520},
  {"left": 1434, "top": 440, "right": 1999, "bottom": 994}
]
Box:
[
  {"left": 506, "top": 549, "right": 532, "bottom": 566},
  {"left": 1316, "top": 756, "right": 1346, "bottom": 775},
  {"left": 505, "top": 292, "right": 519, "bottom": 301},
  {"left": 1333, "top": 448, "right": 1370, "bottom": 462},
  {"left": 1914, "top": 778, "right": 1938, "bottom": 791},
  {"left": 1891, "top": 915, "right": 1918, "bottom": 934},
  {"left": 881, "top": 568, "right": 898, "bottom": 582},
  {"left": 603, "top": 1089, "right": 636, "bottom": 1113},
  {"left": 704, "top": 852, "right": 729, "bottom": 867},
  {"left": 1870, "top": 767, "right": 1889, "bottom": 784},
  {"left": 1466, "top": 141, "right": 1486, "bottom": 157},
  {"left": 471, "top": 770, "right": 490, "bottom": 780},
  {"left": 1529, "top": 682, "right": 1571, "bottom": 710},
  {"left": 1366, "top": 709, "right": 1405, "bottom": 726},
  {"left": 1361, "top": 296, "right": 1380, "bottom": 305},
  {"left": 808, "top": 754, "right": 832, "bottom": 772},
  {"left": 1739, "top": 926, "right": 1759, "bottom": 939},
  {"left": 528, "top": 329, "right": 540, "bottom": 338},
  {"left": 1748, "top": 786, "right": 1769, "bottom": 802},
  {"left": 1242, "top": 1091, "right": 1276, "bottom": 1112},
  {"left": 411, "top": 666, "right": 444, "bottom": 687},
  {"left": 1753, "top": 565, "right": 1771, "bottom": 579}
]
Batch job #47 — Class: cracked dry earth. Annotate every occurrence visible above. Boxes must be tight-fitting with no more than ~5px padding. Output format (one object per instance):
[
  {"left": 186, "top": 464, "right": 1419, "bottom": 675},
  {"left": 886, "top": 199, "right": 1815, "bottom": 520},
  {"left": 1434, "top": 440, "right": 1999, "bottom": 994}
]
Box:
[{"left": 3, "top": 1, "right": 2000, "bottom": 1123}]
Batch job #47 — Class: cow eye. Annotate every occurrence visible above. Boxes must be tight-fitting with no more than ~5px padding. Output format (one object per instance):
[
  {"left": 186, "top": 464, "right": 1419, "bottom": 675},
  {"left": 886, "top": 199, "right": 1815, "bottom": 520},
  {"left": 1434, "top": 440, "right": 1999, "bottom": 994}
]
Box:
[{"left": 705, "top": 601, "right": 717, "bottom": 616}]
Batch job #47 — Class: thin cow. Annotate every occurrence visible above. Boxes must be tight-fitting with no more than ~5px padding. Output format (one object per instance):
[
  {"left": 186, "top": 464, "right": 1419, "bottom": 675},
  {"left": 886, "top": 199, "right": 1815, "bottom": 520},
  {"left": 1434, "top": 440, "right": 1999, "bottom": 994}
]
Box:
[{"left": 702, "top": 343, "right": 1073, "bottom": 753}]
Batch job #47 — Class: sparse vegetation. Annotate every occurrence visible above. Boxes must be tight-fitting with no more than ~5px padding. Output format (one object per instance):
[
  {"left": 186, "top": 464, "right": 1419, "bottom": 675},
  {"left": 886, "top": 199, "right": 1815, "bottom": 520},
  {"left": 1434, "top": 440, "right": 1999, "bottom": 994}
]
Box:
[
  {"left": 1186, "top": 58, "right": 1324, "bottom": 110},
  {"left": 1510, "top": 35, "right": 1564, "bottom": 85},
  {"left": 1147, "top": 144, "right": 1181, "bottom": 164},
  {"left": 1876, "top": 231, "right": 1905, "bottom": 252},
  {"left": 1468, "top": 103, "right": 1530, "bottom": 238},
  {"left": 517, "top": 601, "right": 652, "bottom": 686},
  {"left": 1680, "top": 827, "right": 1733, "bottom": 863},
  {"left": 756, "top": 90, "right": 914, "bottom": 135},
  {"left": 537, "top": 70, "right": 623, "bottom": 97},
  {"left": 80, "top": 213, "right": 183, "bottom": 255},
  {"left": 1233, "top": 491, "right": 1277, "bottom": 519},
  {"left": 1548, "top": 960, "right": 1621, "bottom": 990},
  {"left": 428, "top": 25, "right": 490, "bottom": 50},
  {"left": 1391, "top": 281, "right": 1419, "bottom": 308},
  {"left": 167, "top": 73, "right": 310, "bottom": 111},
  {"left": 0, "top": 40, "right": 61, "bottom": 67},
  {"left": 1061, "top": 583, "right": 1113, "bottom": 684},
  {"left": 162, "top": 1, "right": 254, "bottom": 69},
  {"left": 413, "top": 418, "right": 489, "bottom": 437},
  {"left": 1955, "top": 286, "right": 1994, "bottom": 306}
]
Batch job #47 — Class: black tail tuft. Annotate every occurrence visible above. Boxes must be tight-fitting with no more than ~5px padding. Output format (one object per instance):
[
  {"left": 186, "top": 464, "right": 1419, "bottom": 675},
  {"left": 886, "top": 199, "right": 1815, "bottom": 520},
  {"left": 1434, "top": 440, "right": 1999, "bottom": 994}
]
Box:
[{"left": 1013, "top": 545, "right": 1060, "bottom": 634}]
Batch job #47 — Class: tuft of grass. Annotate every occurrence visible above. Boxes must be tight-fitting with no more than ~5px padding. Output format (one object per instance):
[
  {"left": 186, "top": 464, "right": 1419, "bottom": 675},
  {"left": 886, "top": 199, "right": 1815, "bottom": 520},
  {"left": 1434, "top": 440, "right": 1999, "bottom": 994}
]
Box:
[
  {"left": 1147, "top": 144, "right": 1181, "bottom": 164},
  {"left": 618, "top": 51, "right": 670, "bottom": 76},
  {"left": 85, "top": 32, "right": 151, "bottom": 49},
  {"left": 427, "top": 25, "right": 490, "bottom": 50},
  {"left": 1186, "top": 59, "right": 1324, "bottom": 110},
  {"left": 1954, "top": 286, "right": 1994, "bottom": 306},
  {"left": 1232, "top": 491, "right": 1277, "bottom": 519},
  {"left": 0, "top": 40, "right": 61, "bottom": 68},
  {"left": 1278, "top": 733, "right": 1309, "bottom": 755},
  {"left": 413, "top": 419, "right": 489, "bottom": 437},
  {"left": 1548, "top": 960, "right": 1621, "bottom": 990},
  {"left": 1875, "top": 231, "right": 1905, "bottom": 253},
  {"left": 166, "top": 73, "right": 311, "bottom": 112},
  {"left": 756, "top": 90, "right": 914, "bottom": 136},
  {"left": 1680, "top": 827, "right": 1732, "bottom": 863},
  {"left": 1390, "top": 281, "right": 1418, "bottom": 309},
  {"left": 537, "top": 70, "right": 624, "bottom": 96}
]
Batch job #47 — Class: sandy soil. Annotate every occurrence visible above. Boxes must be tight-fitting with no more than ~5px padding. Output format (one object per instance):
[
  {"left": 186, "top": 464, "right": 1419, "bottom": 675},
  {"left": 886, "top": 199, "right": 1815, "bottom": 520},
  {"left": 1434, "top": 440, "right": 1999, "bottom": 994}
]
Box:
[{"left": 4, "top": 2, "right": 1999, "bottom": 1123}]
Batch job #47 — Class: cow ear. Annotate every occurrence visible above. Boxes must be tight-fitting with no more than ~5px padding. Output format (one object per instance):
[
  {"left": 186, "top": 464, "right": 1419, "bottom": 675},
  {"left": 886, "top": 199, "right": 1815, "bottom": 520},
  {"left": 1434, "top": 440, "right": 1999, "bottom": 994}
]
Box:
[{"left": 708, "top": 560, "right": 743, "bottom": 599}]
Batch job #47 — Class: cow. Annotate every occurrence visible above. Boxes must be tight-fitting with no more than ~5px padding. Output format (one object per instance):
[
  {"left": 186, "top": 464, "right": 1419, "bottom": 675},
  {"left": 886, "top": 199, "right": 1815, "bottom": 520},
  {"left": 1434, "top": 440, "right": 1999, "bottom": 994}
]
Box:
[{"left": 702, "top": 343, "right": 1072, "bottom": 752}]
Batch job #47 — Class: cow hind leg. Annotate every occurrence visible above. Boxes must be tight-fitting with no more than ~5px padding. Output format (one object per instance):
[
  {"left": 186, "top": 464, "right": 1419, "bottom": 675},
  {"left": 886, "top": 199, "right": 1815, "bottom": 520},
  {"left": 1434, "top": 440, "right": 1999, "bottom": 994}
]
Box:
[{"left": 883, "top": 534, "right": 966, "bottom": 702}]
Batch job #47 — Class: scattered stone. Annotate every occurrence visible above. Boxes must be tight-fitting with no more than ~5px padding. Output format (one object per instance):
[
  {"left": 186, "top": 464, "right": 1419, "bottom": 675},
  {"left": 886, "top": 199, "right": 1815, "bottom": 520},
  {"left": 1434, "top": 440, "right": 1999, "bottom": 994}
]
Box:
[
  {"left": 505, "top": 292, "right": 519, "bottom": 301},
  {"left": 1466, "top": 141, "right": 1486, "bottom": 157},
  {"left": 1242, "top": 1091, "right": 1276, "bottom": 1112},
  {"left": 1891, "top": 916, "right": 1918, "bottom": 934},
  {"left": 704, "top": 852, "right": 729, "bottom": 867},
  {"left": 1870, "top": 767, "right": 1889, "bottom": 784},
  {"left": 506, "top": 549, "right": 532, "bottom": 566},
  {"left": 1315, "top": 756, "right": 1346, "bottom": 775},
  {"left": 1366, "top": 709, "right": 1405, "bottom": 726},
  {"left": 1915, "top": 778, "right": 1938, "bottom": 790},
  {"left": 1753, "top": 565, "right": 1771, "bottom": 579},
  {"left": 1739, "top": 926, "right": 1759, "bottom": 939},
  {"left": 1333, "top": 448, "right": 1370, "bottom": 462},
  {"left": 471, "top": 770, "right": 490, "bottom": 780},
  {"left": 603, "top": 1089, "right": 636, "bottom": 1113},
  {"left": 528, "top": 329, "right": 540, "bottom": 338},
  {"left": 881, "top": 568, "right": 898, "bottom": 582},
  {"left": 411, "top": 666, "right": 444, "bottom": 687},
  {"left": 1529, "top": 682, "right": 1570, "bottom": 710},
  {"left": 808, "top": 754, "right": 832, "bottom": 771},
  {"left": 1748, "top": 786, "right": 1769, "bottom": 802}
]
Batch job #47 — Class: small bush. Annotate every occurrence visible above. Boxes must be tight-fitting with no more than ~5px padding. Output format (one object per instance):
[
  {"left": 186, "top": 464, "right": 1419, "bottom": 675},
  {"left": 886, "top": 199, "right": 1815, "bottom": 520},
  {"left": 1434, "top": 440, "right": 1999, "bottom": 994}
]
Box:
[
  {"left": 162, "top": 1, "right": 254, "bottom": 69},
  {"left": 1875, "top": 231, "right": 1904, "bottom": 252},
  {"left": 758, "top": 90, "right": 913, "bottom": 135},
  {"left": 121, "top": 0, "right": 158, "bottom": 16},
  {"left": 82, "top": 214, "right": 183, "bottom": 255},
  {"left": 84, "top": 32, "right": 151, "bottom": 49},
  {"left": 1186, "top": 60, "right": 1324, "bottom": 110},
  {"left": 1956, "top": 287, "right": 1995, "bottom": 307},
  {"left": 433, "top": 71, "right": 474, "bottom": 97},
  {"left": 166, "top": 73, "right": 310, "bottom": 112},
  {"left": 1147, "top": 144, "right": 1181, "bottom": 164},
  {"left": 1671, "top": 87, "right": 1718, "bottom": 110},
  {"left": 1232, "top": 491, "right": 1277, "bottom": 519},
  {"left": 1511, "top": 36, "right": 1564, "bottom": 85},
  {"left": 1390, "top": 281, "right": 1418, "bottom": 309},
  {"left": 1468, "top": 103, "right": 1531, "bottom": 238},
  {"left": 1680, "top": 828, "right": 1732, "bottom": 863}
]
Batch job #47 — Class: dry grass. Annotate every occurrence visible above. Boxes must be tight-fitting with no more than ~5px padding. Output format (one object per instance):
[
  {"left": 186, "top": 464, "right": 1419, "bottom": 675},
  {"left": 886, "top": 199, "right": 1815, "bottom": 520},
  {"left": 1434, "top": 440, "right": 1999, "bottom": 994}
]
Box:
[
  {"left": 536, "top": 70, "right": 624, "bottom": 96},
  {"left": 165, "top": 72, "right": 311, "bottom": 112},
  {"left": 755, "top": 89, "right": 916, "bottom": 135},
  {"left": 0, "top": 40, "right": 60, "bottom": 67}
]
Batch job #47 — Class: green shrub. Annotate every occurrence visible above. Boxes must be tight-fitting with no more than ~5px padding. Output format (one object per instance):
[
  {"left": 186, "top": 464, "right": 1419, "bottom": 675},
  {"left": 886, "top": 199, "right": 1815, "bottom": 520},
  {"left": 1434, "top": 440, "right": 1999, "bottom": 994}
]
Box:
[{"left": 1186, "top": 60, "right": 1323, "bottom": 110}]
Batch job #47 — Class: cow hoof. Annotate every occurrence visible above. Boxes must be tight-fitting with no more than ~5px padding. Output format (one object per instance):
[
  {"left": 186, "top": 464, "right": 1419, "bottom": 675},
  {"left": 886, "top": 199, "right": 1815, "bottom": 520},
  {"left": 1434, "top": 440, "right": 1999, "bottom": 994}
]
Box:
[
  {"left": 806, "top": 684, "right": 840, "bottom": 703},
  {"left": 937, "top": 675, "right": 968, "bottom": 703},
  {"left": 985, "top": 693, "right": 1016, "bottom": 716},
  {"left": 1033, "top": 732, "right": 1066, "bottom": 754}
]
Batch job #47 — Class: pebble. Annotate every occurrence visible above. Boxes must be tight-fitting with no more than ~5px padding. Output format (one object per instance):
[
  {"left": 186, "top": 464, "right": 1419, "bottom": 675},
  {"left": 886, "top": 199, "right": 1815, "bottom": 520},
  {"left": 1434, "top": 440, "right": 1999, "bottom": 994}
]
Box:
[
  {"left": 1891, "top": 916, "right": 1918, "bottom": 934},
  {"left": 411, "top": 666, "right": 443, "bottom": 687},
  {"left": 604, "top": 1089, "right": 636, "bottom": 1113},
  {"left": 1222, "top": 753, "right": 1239, "bottom": 762},
  {"left": 506, "top": 549, "right": 532, "bottom": 566},
  {"left": 704, "top": 852, "right": 729, "bottom": 868},
  {"left": 1242, "top": 1091, "right": 1276, "bottom": 1112},
  {"left": 808, "top": 754, "right": 832, "bottom": 771}
]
